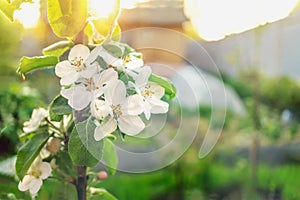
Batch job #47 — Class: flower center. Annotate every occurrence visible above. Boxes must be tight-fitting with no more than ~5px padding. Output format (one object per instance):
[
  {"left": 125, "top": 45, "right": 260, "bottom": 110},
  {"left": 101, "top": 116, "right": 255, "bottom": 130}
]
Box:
[
  {"left": 112, "top": 104, "right": 122, "bottom": 118},
  {"left": 84, "top": 78, "right": 96, "bottom": 92},
  {"left": 29, "top": 169, "right": 42, "bottom": 178},
  {"left": 141, "top": 85, "right": 154, "bottom": 98},
  {"left": 123, "top": 56, "right": 131, "bottom": 68},
  {"left": 71, "top": 56, "right": 84, "bottom": 70}
]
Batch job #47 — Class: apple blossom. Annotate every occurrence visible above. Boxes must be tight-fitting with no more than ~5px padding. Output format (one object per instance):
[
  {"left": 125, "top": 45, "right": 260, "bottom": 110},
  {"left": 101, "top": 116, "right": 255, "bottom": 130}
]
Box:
[
  {"left": 55, "top": 44, "right": 97, "bottom": 86},
  {"left": 18, "top": 157, "right": 52, "bottom": 195},
  {"left": 130, "top": 66, "right": 169, "bottom": 120},
  {"left": 23, "top": 107, "right": 48, "bottom": 133},
  {"left": 92, "top": 80, "right": 145, "bottom": 141}
]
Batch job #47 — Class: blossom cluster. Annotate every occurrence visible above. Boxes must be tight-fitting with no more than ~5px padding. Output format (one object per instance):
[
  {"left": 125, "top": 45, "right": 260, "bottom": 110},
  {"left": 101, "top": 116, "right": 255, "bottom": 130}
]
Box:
[{"left": 55, "top": 42, "right": 169, "bottom": 141}]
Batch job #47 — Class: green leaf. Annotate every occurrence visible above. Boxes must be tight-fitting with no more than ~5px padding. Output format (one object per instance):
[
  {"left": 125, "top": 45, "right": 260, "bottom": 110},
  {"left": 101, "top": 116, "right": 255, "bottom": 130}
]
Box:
[
  {"left": 54, "top": 151, "right": 76, "bottom": 177},
  {"left": 17, "top": 56, "right": 58, "bottom": 75},
  {"left": 49, "top": 95, "right": 72, "bottom": 121},
  {"left": 149, "top": 74, "right": 177, "bottom": 100},
  {"left": 11, "top": 0, "right": 33, "bottom": 9},
  {"left": 102, "top": 138, "right": 118, "bottom": 175},
  {"left": 93, "top": 18, "right": 113, "bottom": 38},
  {"left": 90, "top": 188, "right": 117, "bottom": 200},
  {"left": 47, "top": 0, "right": 87, "bottom": 38},
  {"left": 43, "top": 40, "right": 74, "bottom": 57},
  {"left": 16, "top": 132, "right": 50, "bottom": 179},
  {"left": 94, "top": 56, "right": 109, "bottom": 69},
  {"left": 111, "top": 23, "right": 121, "bottom": 42},
  {"left": 37, "top": 178, "right": 77, "bottom": 200},
  {"left": 92, "top": 0, "right": 120, "bottom": 39},
  {"left": 0, "top": 0, "right": 14, "bottom": 21},
  {"left": 103, "top": 43, "right": 123, "bottom": 58},
  {"left": 68, "top": 118, "right": 103, "bottom": 167}
]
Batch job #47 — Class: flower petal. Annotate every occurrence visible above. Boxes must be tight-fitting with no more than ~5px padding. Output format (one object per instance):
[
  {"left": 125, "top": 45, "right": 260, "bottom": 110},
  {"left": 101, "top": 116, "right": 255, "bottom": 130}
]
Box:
[
  {"left": 118, "top": 115, "right": 145, "bottom": 136},
  {"left": 23, "top": 108, "right": 48, "bottom": 133},
  {"left": 94, "top": 68, "right": 118, "bottom": 87},
  {"left": 80, "top": 63, "right": 98, "bottom": 78},
  {"left": 121, "top": 94, "right": 144, "bottom": 116},
  {"left": 134, "top": 66, "right": 151, "bottom": 87},
  {"left": 55, "top": 61, "right": 79, "bottom": 85},
  {"left": 147, "top": 98, "right": 169, "bottom": 114},
  {"left": 94, "top": 118, "right": 117, "bottom": 141},
  {"left": 55, "top": 61, "right": 73, "bottom": 78},
  {"left": 68, "top": 44, "right": 90, "bottom": 62},
  {"left": 105, "top": 80, "right": 126, "bottom": 105},
  {"left": 39, "top": 162, "right": 52, "bottom": 179},
  {"left": 150, "top": 82, "right": 165, "bottom": 99},
  {"left": 61, "top": 86, "right": 92, "bottom": 110},
  {"left": 85, "top": 46, "right": 118, "bottom": 66},
  {"left": 18, "top": 175, "right": 33, "bottom": 191},
  {"left": 91, "top": 99, "right": 111, "bottom": 120},
  {"left": 143, "top": 100, "right": 151, "bottom": 120},
  {"left": 29, "top": 178, "right": 42, "bottom": 194},
  {"left": 126, "top": 54, "right": 144, "bottom": 70}
]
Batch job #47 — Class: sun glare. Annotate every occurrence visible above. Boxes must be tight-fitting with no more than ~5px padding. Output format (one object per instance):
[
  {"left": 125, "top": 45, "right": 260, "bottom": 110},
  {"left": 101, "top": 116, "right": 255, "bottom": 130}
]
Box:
[
  {"left": 14, "top": 0, "right": 40, "bottom": 29},
  {"left": 88, "top": 0, "right": 149, "bottom": 18},
  {"left": 88, "top": 0, "right": 115, "bottom": 18},
  {"left": 184, "top": 0, "right": 299, "bottom": 41}
]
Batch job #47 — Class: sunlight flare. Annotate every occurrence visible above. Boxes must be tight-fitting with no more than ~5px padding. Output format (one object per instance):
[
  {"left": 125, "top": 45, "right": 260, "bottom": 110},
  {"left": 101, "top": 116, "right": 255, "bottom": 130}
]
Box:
[
  {"left": 184, "top": 0, "right": 299, "bottom": 41},
  {"left": 14, "top": 0, "right": 40, "bottom": 29}
]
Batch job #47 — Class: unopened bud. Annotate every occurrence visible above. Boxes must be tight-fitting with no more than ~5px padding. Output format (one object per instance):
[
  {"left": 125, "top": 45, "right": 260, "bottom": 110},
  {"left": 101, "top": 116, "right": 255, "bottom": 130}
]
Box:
[
  {"left": 46, "top": 138, "right": 61, "bottom": 153},
  {"left": 97, "top": 171, "right": 108, "bottom": 180}
]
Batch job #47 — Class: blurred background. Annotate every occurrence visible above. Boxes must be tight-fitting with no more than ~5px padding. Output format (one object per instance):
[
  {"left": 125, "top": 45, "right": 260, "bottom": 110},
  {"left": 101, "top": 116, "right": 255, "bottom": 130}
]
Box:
[{"left": 1, "top": 0, "right": 300, "bottom": 199}]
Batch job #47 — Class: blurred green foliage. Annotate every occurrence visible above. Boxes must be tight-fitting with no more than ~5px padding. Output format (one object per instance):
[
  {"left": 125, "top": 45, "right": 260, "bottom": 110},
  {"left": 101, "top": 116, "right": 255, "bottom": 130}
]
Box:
[
  {"left": 0, "top": 83, "right": 44, "bottom": 156},
  {"left": 223, "top": 71, "right": 300, "bottom": 114},
  {"left": 0, "top": 12, "right": 23, "bottom": 75}
]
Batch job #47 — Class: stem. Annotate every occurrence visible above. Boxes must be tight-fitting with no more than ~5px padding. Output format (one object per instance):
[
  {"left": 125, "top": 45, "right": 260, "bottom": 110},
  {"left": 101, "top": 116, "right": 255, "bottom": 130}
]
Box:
[{"left": 76, "top": 166, "right": 87, "bottom": 200}]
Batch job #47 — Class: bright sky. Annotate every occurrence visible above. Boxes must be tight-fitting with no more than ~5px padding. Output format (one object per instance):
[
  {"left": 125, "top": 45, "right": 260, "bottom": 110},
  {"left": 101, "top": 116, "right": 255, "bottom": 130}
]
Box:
[{"left": 184, "top": 0, "right": 299, "bottom": 41}]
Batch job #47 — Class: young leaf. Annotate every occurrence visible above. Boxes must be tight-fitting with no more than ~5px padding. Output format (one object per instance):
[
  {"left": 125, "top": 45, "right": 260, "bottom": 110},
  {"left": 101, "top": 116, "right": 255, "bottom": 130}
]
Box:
[
  {"left": 92, "top": 0, "right": 120, "bottom": 39},
  {"left": 47, "top": 0, "right": 87, "bottom": 38},
  {"left": 42, "top": 40, "right": 74, "bottom": 57},
  {"left": 0, "top": 0, "right": 14, "bottom": 21},
  {"left": 68, "top": 118, "right": 104, "bottom": 167},
  {"left": 102, "top": 138, "right": 118, "bottom": 175},
  {"left": 17, "top": 56, "right": 58, "bottom": 76},
  {"left": 15, "top": 132, "right": 50, "bottom": 179},
  {"left": 111, "top": 23, "right": 121, "bottom": 42},
  {"left": 49, "top": 95, "right": 72, "bottom": 121},
  {"left": 89, "top": 188, "right": 117, "bottom": 200},
  {"left": 149, "top": 74, "right": 177, "bottom": 100}
]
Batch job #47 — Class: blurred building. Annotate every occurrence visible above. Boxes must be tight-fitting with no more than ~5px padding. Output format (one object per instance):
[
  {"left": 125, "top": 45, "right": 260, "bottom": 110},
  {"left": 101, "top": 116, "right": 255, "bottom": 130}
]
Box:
[{"left": 119, "top": 0, "right": 188, "bottom": 76}]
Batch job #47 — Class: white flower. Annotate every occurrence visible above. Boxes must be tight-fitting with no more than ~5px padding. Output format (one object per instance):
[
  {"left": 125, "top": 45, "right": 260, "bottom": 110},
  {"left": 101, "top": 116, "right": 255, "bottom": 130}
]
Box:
[
  {"left": 61, "top": 68, "right": 118, "bottom": 110},
  {"left": 55, "top": 44, "right": 97, "bottom": 86},
  {"left": 130, "top": 66, "right": 169, "bottom": 120},
  {"left": 92, "top": 80, "right": 145, "bottom": 141},
  {"left": 18, "top": 157, "right": 52, "bottom": 195},
  {"left": 23, "top": 108, "right": 48, "bottom": 133},
  {"left": 111, "top": 52, "right": 144, "bottom": 78}
]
